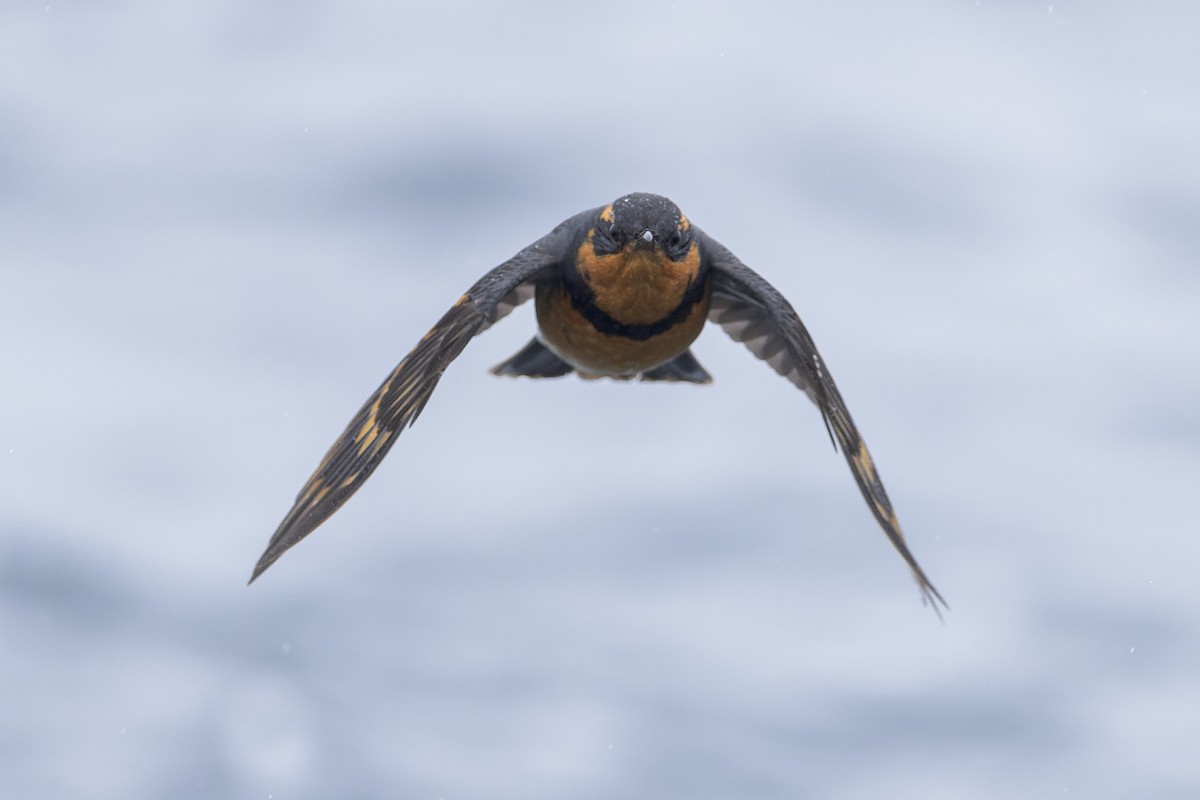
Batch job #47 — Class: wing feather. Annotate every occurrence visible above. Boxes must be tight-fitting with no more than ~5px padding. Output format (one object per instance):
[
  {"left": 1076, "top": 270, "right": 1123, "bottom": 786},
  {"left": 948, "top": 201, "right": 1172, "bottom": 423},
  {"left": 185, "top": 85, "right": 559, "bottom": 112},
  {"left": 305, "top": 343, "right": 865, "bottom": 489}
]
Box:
[
  {"left": 702, "top": 231, "right": 947, "bottom": 614},
  {"left": 249, "top": 223, "right": 573, "bottom": 582},
  {"left": 483, "top": 281, "right": 536, "bottom": 329}
]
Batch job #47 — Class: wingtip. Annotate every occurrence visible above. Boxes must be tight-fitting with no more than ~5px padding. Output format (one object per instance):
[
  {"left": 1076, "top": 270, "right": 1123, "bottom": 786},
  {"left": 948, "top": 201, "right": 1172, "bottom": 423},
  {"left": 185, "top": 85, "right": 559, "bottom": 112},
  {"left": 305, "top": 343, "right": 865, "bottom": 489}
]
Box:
[
  {"left": 247, "top": 552, "right": 275, "bottom": 586},
  {"left": 919, "top": 579, "right": 950, "bottom": 622}
]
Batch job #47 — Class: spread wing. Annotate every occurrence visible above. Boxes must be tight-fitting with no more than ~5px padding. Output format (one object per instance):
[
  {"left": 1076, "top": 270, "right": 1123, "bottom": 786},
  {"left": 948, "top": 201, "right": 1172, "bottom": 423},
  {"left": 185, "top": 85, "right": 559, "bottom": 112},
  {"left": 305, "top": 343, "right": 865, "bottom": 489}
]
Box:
[
  {"left": 249, "top": 225, "right": 573, "bottom": 582},
  {"left": 701, "top": 231, "right": 947, "bottom": 613}
]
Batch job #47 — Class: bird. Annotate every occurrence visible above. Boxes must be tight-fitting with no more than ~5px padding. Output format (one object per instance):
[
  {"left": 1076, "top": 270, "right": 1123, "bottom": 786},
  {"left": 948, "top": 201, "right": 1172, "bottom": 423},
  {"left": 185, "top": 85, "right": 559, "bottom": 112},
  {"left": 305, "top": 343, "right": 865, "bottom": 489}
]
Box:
[{"left": 250, "top": 192, "right": 946, "bottom": 612}]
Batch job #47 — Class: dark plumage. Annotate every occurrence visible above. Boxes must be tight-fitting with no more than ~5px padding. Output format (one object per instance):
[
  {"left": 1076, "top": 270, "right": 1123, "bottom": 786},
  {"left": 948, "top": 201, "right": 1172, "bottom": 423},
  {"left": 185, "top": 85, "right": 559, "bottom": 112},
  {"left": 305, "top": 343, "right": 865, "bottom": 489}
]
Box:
[{"left": 250, "top": 193, "right": 946, "bottom": 615}]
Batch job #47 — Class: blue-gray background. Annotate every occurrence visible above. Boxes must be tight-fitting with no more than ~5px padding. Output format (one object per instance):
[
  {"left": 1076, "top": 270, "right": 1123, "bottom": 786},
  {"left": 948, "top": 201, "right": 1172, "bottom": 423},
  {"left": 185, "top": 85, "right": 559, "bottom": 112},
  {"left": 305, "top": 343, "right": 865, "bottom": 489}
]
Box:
[{"left": 3, "top": 2, "right": 1198, "bottom": 798}]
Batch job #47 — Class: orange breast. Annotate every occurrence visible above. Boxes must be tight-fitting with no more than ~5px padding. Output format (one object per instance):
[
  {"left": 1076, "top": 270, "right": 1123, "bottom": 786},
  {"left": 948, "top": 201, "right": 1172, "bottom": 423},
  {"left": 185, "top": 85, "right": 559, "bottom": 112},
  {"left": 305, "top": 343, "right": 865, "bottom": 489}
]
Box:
[{"left": 535, "top": 279, "right": 710, "bottom": 376}]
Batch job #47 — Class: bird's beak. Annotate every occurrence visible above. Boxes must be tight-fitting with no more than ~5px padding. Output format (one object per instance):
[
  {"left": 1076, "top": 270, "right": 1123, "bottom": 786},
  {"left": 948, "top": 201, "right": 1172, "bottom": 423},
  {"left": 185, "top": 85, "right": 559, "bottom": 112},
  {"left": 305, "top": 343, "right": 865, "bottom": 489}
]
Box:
[{"left": 631, "top": 229, "right": 656, "bottom": 251}]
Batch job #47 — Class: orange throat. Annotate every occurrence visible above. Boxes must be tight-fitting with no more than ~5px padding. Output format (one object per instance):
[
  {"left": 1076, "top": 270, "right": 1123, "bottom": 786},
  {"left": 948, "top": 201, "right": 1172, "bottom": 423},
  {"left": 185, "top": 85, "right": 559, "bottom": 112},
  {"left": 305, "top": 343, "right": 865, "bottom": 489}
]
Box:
[
  {"left": 574, "top": 237, "right": 702, "bottom": 325},
  {"left": 533, "top": 236, "right": 709, "bottom": 376}
]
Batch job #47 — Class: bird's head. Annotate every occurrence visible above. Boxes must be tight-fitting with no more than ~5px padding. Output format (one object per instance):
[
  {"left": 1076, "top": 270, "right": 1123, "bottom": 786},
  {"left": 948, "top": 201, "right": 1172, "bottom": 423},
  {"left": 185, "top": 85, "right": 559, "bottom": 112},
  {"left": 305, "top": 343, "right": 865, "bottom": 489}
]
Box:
[{"left": 592, "top": 193, "right": 694, "bottom": 261}]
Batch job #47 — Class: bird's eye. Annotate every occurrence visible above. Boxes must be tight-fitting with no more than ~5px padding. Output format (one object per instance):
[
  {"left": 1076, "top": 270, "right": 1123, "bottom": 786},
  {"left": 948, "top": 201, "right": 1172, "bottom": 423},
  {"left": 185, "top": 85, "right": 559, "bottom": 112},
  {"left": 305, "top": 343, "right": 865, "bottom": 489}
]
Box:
[
  {"left": 669, "top": 228, "right": 686, "bottom": 250},
  {"left": 593, "top": 220, "right": 623, "bottom": 254}
]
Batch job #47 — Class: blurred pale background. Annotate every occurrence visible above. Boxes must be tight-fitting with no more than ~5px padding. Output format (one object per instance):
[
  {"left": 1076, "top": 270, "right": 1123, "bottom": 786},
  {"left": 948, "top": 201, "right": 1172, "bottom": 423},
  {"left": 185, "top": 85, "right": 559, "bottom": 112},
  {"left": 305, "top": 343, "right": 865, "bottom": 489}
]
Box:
[{"left": 3, "top": 2, "right": 1198, "bottom": 798}]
